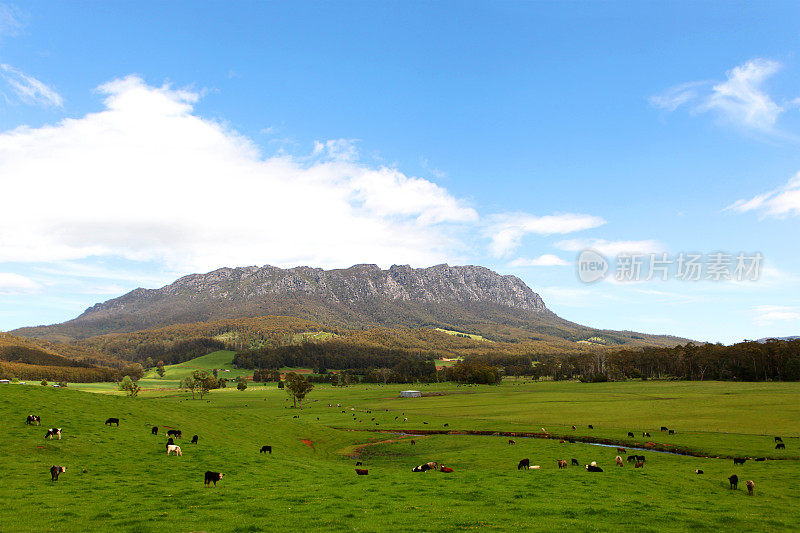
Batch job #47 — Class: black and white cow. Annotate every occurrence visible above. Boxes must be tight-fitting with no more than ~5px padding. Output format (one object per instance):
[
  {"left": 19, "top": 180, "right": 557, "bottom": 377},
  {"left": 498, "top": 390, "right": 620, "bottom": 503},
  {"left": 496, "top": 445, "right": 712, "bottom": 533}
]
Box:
[
  {"left": 26, "top": 415, "right": 41, "bottom": 426},
  {"left": 586, "top": 464, "right": 603, "bottom": 472},
  {"left": 204, "top": 471, "right": 224, "bottom": 487},
  {"left": 104, "top": 417, "right": 119, "bottom": 426},
  {"left": 44, "top": 428, "right": 61, "bottom": 440},
  {"left": 260, "top": 445, "right": 272, "bottom": 454},
  {"left": 50, "top": 465, "right": 66, "bottom": 481}
]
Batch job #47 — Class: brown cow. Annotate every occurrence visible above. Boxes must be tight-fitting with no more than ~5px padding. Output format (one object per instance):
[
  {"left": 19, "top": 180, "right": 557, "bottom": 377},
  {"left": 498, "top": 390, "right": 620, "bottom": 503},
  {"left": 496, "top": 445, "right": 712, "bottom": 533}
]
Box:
[
  {"left": 746, "top": 480, "right": 755, "bottom": 495},
  {"left": 508, "top": 439, "right": 516, "bottom": 445},
  {"left": 440, "top": 465, "right": 454, "bottom": 473},
  {"left": 355, "top": 469, "right": 369, "bottom": 475},
  {"left": 635, "top": 461, "right": 644, "bottom": 468},
  {"left": 557, "top": 460, "right": 568, "bottom": 469}
]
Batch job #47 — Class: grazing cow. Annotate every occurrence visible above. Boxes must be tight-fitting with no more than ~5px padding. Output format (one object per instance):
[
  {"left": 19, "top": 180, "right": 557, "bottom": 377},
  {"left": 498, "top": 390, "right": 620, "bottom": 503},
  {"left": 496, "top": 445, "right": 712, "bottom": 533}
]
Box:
[
  {"left": 746, "top": 480, "right": 755, "bottom": 496},
  {"left": 615, "top": 456, "right": 624, "bottom": 467},
  {"left": 776, "top": 442, "right": 786, "bottom": 450},
  {"left": 696, "top": 469, "right": 704, "bottom": 474},
  {"left": 588, "top": 425, "right": 594, "bottom": 429},
  {"left": 166, "top": 438, "right": 175, "bottom": 447},
  {"left": 617, "top": 448, "right": 626, "bottom": 454},
  {"left": 167, "top": 445, "right": 182, "bottom": 456},
  {"left": 355, "top": 469, "right": 369, "bottom": 475},
  {"left": 634, "top": 461, "right": 644, "bottom": 468},
  {"left": 557, "top": 460, "right": 568, "bottom": 469},
  {"left": 191, "top": 435, "right": 198, "bottom": 444},
  {"left": 440, "top": 466, "right": 454, "bottom": 473},
  {"left": 636, "top": 455, "right": 646, "bottom": 462},
  {"left": 729, "top": 474, "right": 738, "bottom": 490},
  {"left": 643, "top": 432, "right": 651, "bottom": 437},
  {"left": 627, "top": 432, "right": 634, "bottom": 438},
  {"left": 517, "top": 459, "right": 530, "bottom": 470},
  {"left": 508, "top": 439, "right": 516, "bottom": 445},
  {"left": 151, "top": 426, "right": 158, "bottom": 435},
  {"left": 204, "top": 471, "right": 224, "bottom": 487},
  {"left": 425, "top": 462, "right": 438, "bottom": 470},
  {"left": 410, "top": 440, "right": 415, "bottom": 445},
  {"left": 443, "top": 423, "right": 449, "bottom": 427},
  {"left": 585, "top": 465, "right": 603, "bottom": 472},
  {"left": 571, "top": 458, "right": 579, "bottom": 466},
  {"left": 167, "top": 429, "right": 182, "bottom": 438},
  {"left": 44, "top": 428, "right": 61, "bottom": 440},
  {"left": 668, "top": 429, "right": 675, "bottom": 435},
  {"left": 774, "top": 436, "right": 782, "bottom": 442},
  {"left": 26, "top": 415, "right": 41, "bottom": 426},
  {"left": 627, "top": 455, "right": 637, "bottom": 463},
  {"left": 754, "top": 457, "right": 766, "bottom": 462},
  {"left": 104, "top": 417, "right": 119, "bottom": 426},
  {"left": 660, "top": 426, "right": 668, "bottom": 432},
  {"left": 50, "top": 465, "right": 66, "bottom": 481},
  {"left": 571, "top": 425, "right": 576, "bottom": 430},
  {"left": 260, "top": 445, "right": 272, "bottom": 454},
  {"left": 355, "top": 461, "right": 362, "bottom": 466},
  {"left": 733, "top": 458, "right": 747, "bottom": 466}
]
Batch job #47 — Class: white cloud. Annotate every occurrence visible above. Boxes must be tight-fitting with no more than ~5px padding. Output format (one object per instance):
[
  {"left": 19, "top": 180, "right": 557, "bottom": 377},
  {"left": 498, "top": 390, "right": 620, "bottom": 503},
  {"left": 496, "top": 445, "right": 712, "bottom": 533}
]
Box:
[
  {"left": 753, "top": 305, "right": 800, "bottom": 326},
  {"left": 0, "top": 272, "right": 40, "bottom": 294},
  {"left": 555, "top": 238, "right": 665, "bottom": 257},
  {"left": 487, "top": 213, "right": 606, "bottom": 257},
  {"left": 0, "top": 76, "right": 478, "bottom": 273},
  {"left": 0, "top": 4, "right": 24, "bottom": 37},
  {"left": 652, "top": 58, "right": 789, "bottom": 135},
  {"left": 0, "top": 63, "right": 63, "bottom": 107},
  {"left": 509, "top": 254, "right": 570, "bottom": 267},
  {"left": 728, "top": 171, "right": 800, "bottom": 217}
]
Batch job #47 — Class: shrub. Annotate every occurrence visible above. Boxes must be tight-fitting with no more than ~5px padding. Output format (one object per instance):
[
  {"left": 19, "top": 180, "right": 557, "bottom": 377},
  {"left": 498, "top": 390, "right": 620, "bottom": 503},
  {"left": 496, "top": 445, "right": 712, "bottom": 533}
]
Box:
[{"left": 40, "top": 379, "right": 48, "bottom": 386}]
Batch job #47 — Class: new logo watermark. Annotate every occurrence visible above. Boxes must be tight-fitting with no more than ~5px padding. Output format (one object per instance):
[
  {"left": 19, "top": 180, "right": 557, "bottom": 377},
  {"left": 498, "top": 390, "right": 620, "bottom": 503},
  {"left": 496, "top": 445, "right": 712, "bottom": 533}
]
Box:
[{"left": 577, "top": 251, "right": 763, "bottom": 283}]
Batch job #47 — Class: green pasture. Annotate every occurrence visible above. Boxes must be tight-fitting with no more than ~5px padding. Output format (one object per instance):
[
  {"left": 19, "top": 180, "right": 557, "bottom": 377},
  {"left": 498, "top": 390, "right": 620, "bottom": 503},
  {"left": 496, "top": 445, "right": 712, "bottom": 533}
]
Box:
[
  {"left": 1, "top": 380, "right": 799, "bottom": 531},
  {"left": 141, "top": 350, "right": 250, "bottom": 381},
  {"left": 434, "top": 327, "right": 488, "bottom": 341}
]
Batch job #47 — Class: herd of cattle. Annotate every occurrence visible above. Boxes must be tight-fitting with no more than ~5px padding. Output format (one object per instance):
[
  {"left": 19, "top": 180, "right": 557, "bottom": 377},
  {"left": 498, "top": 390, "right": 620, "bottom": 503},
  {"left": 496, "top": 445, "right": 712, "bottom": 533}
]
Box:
[
  {"left": 26, "top": 413, "right": 275, "bottom": 488},
  {"left": 27, "top": 407, "right": 786, "bottom": 496}
]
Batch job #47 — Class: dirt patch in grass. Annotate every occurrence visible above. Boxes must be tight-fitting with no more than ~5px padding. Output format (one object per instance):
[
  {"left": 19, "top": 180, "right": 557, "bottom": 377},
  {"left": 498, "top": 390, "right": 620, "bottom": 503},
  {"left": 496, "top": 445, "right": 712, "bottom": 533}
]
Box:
[{"left": 301, "top": 439, "right": 315, "bottom": 449}]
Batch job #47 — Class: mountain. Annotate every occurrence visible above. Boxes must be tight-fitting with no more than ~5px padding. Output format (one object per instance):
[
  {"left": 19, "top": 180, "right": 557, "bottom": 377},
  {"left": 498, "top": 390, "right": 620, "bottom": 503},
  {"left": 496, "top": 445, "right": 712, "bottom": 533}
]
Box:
[{"left": 12, "top": 263, "right": 688, "bottom": 347}]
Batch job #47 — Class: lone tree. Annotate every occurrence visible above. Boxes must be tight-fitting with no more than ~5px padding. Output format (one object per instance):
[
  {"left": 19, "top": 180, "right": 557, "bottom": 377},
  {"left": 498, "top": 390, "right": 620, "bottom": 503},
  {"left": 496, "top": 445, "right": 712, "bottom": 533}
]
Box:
[
  {"left": 236, "top": 377, "right": 248, "bottom": 391},
  {"left": 180, "top": 375, "right": 198, "bottom": 399},
  {"left": 119, "top": 375, "right": 140, "bottom": 397},
  {"left": 156, "top": 361, "right": 166, "bottom": 378},
  {"left": 284, "top": 372, "right": 313, "bottom": 408},
  {"left": 192, "top": 370, "right": 218, "bottom": 399}
]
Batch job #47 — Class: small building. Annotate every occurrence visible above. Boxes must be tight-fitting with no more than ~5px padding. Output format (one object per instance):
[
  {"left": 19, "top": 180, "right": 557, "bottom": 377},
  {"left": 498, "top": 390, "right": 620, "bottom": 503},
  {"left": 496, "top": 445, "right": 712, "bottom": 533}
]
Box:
[
  {"left": 0, "top": 379, "right": 10, "bottom": 385},
  {"left": 400, "top": 390, "right": 421, "bottom": 398}
]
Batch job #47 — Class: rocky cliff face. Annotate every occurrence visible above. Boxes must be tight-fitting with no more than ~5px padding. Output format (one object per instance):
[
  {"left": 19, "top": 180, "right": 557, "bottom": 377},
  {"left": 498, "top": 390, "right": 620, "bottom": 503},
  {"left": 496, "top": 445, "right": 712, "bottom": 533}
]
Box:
[
  {"left": 16, "top": 264, "right": 551, "bottom": 339},
  {"left": 84, "top": 264, "right": 547, "bottom": 316}
]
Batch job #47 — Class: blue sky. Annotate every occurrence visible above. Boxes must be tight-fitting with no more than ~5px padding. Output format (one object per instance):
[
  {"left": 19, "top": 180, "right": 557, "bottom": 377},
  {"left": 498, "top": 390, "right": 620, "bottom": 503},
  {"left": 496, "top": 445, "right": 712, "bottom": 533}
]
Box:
[{"left": 1, "top": 1, "right": 799, "bottom": 343}]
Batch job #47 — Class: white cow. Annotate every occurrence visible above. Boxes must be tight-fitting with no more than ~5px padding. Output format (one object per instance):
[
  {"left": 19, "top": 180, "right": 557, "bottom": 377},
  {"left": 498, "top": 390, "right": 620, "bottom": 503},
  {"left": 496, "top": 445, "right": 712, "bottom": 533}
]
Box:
[{"left": 167, "top": 445, "right": 182, "bottom": 456}]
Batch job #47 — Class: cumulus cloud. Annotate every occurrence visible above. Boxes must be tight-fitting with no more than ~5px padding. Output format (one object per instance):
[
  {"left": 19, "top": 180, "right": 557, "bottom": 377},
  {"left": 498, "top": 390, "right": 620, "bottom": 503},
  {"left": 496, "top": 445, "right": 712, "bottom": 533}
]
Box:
[
  {"left": 0, "top": 76, "right": 478, "bottom": 272},
  {"left": 509, "top": 254, "right": 570, "bottom": 267},
  {"left": 0, "top": 63, "right": 63, "bottom": 107},
  {"left": 753, "top": 305, "right": 800, "bottom": 326},
  {"left": 652, "top": 58, "right": 790, "bottom": 135},
  {"left": 727, "top": 171, "right": 800, "bottom": 217},
  {"left": 487, "top": 213, "right": 606, "bottom": 257},
  {"left": 555, "top": 238, "right": 665, "bottom": 257},
  {"left": 0, "top": 272, "right": 40, "bottom": 293}
]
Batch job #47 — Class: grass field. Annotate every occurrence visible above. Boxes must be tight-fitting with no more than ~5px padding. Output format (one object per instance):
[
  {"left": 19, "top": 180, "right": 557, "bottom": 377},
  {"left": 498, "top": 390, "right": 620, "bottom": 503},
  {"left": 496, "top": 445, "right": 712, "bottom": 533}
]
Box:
[
  {"left": 434, "top": 328, "right": 488, "bottom": 341},
  {"left": 1, "top": 380, "right": 799, "bottom": 531}
]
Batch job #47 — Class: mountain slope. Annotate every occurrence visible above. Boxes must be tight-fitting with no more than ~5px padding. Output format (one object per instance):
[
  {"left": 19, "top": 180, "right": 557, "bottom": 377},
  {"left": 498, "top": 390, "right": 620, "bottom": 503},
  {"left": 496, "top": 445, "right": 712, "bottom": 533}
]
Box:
[{"left": 12, "top": 263, "right": 689, "bottom": 347}]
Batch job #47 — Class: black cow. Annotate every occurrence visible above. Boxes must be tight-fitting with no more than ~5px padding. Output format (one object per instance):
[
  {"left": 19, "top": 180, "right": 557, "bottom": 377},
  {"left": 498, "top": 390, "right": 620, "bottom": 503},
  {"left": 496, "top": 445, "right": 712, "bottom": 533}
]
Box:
[
  {"left": 668, "top": 429, "right": 675, "bottom": 435},
  {"left": 588, "top": 425, "right": 594, "bottom": 429},
  {"left": 151, "top": 426, "right": 158, "bottom": 435},
  {"left": 774, "top": 436, "right": 782, "bottom": 442},
  {"left": 754, "top": 457, "right": 766, "bottom": 462},
  {"left": 191, "top": 435, "right": 198, "bottom": 444},
  {"left": 44, "top": 428, "right": 61, "bottom": 440},
  {"left": 204, "top": 471, "right": 224, "bottom": 487},
  {"left": 166, "top": 438, "right": 174, "bottom": 447},
  {"left": 660, "top": 426, "right": 668, "bottom": 432},
  {"left": 627, "top": 455, "right": 637, "bottom": 463},
  {"left": 571, "top": 458, "right": 579, "bottom": 466},
  {"left": 517, "top": 458, "right": 530, "bottom": 470},
  {"left": 586, "top": 465, "right": 603, "bottom": 472},
  {"left": 26, "top": 415, "right": 41, "bottom": 426},
  {"left": 729, "top": 474, "right": 739, "bottom": 490},
  {"left": 733, "top": 458, "right": 747, "bottom": 465},
  {"left": 627, "top": 432, "right": 634, "bottom": 438},
  {"left": 636, "top": 455, "right": 646, "bottom": 462},
  {"left": 695, "top": 469, "right": 704, "bottom": 474},
  {"left": 104, "top": 418, "right": 119, "bottom": 426},
  {"left": 260, "top": 445, "right": 272, "bottom": 454},
  {"left": 167, "top": 429, "right": 182, "bottom": 438},
  {"left": 776, "top": 442, "right": 786, "bottom": 450},
  {"left": 355, "top": 461, "right": 363, "bottom": 466},
  {"left": 50, "top": 465, "right": 66, "bottom": 481}
]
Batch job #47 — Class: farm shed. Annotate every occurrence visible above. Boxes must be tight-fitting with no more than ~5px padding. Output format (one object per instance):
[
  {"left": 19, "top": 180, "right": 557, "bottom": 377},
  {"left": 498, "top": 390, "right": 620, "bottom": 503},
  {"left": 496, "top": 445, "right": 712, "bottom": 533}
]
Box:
[{"left": 400, "top": 390, "right": 421, "bottom": 398}]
